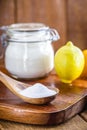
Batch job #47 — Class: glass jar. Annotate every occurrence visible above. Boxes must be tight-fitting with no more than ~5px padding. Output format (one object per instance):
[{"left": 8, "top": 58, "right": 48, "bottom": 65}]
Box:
[{"left": 0, "top": 23, "right": 60, "bottom": 79}]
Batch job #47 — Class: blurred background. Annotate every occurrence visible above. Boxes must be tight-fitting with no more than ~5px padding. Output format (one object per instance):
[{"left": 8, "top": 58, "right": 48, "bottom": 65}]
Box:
[{"left": 0, "top": 0, "right": 87, "bottom": 51}]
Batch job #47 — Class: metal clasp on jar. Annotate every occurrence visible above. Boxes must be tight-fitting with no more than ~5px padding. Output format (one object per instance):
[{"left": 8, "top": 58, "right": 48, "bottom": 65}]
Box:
[
  {"left": 0, "top": 26, "right": 8, "bottom": 59},
  {"left": 0, "top": 26, "right": 8, "bottom": 47},
  {"left": 49, "top": 29, "right": 60, "bottom": 41}
]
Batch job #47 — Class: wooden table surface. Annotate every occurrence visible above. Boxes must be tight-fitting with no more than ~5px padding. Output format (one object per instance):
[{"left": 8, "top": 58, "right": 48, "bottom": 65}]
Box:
[
  {"left": 0, "top": 108, "right": 87, "bottom": 130},
  {"left": 0, "top": 62, "right": 87, "bottom": 130}
]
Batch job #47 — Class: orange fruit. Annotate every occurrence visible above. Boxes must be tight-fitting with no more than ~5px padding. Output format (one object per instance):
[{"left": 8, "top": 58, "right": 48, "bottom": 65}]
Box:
[{"left": 80, "top": 50, "right": 87, "bottom": 78}]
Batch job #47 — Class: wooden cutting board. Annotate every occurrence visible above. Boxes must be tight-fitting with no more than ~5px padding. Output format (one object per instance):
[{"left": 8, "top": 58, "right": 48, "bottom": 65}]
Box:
[{"left": 0, "top": 68, "right": 87, "bottom": 125}]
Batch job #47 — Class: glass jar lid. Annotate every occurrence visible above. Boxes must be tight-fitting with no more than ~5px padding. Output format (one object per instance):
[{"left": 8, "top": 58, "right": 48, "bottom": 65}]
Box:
[
  {"left": 0, "top": 23, "right": 60, "bottom": 43},
  {"left": 8, "top": 23, "right": 49, "bottom": 32}
]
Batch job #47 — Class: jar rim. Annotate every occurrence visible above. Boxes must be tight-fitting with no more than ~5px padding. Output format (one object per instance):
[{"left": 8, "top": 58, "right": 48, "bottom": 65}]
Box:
[{"left": 8, "top": 23, "right": 49, "bottom": 32}]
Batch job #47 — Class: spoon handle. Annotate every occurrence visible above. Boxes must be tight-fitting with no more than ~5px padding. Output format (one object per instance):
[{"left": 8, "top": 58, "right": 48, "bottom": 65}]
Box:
[
  {"left": 0, "top": 71, "right": 22, "bottom": 93},
  {"left": 0, "top": 71, "right": 33, "bottom": 102}
]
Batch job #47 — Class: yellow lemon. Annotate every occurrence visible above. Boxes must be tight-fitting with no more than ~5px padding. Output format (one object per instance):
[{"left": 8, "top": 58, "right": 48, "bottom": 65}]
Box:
[{"left": 54, "top": 41, "right": 84, "bottom": 83}]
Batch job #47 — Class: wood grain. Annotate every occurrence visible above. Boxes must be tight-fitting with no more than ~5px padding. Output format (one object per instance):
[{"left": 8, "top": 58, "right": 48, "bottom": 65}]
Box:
[
  {"left": 0, "top": 0, "right": 15, "bottom": 26},
  {"left": 0, "top": 115, "right": 87, "bottom": 130},
  {"left": 80, "top": 109, "right": 87, "bottom": 122},
  {"left": 0, "top": 0, "right": 15, "bottom": 65},
  {"left": 0, "top": 123, "right": 4, "bottom": 130},
  {"left": 67, "top": 0, "right": 87, "bottom": 49},
  {"left": 0, "top": 0, "right": 87, "bottom": 50}
]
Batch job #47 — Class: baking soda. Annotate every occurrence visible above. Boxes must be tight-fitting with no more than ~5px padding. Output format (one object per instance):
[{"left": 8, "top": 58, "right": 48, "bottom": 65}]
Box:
[
  {"left": 5, "top": 42, "right": 54, "bottom": 79},
  {"left": 19, "top": 83, "right": 56, "bottom": 98}
]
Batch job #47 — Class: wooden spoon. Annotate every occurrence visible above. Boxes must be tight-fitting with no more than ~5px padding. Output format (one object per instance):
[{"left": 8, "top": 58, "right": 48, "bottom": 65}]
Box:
[{"left": 0, "top": 71, "right": 58, "bottom": 105}]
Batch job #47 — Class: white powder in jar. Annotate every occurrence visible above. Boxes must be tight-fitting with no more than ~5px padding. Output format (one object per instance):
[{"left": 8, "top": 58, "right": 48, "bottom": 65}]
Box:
[
  {"left": 5, "top": 41, "right": 54, "bottom": 79},
  {"left": 19, "top": 83, "right": 57, "bottom": 98}
]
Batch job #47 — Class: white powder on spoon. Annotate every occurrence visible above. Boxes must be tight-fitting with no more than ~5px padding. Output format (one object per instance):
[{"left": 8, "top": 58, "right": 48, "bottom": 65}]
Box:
[{"left": 19, "top": 83, "right": 57, "bottom": 98}]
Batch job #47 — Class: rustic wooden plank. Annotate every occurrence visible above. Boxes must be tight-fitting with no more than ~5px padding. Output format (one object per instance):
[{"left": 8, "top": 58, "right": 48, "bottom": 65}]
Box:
[
  {"left": 0, "top": 124, "right": 4, "bottom": 130},
  {"left": 67, "top": 0, "right": 87, "bottom": 49},
  {"left": 0, "top": 115, "right": 87, "bottom": 130},
  {"left": 0, "top": 0, "right": 15, "bottom": 68},
  {"left": 80, "top": 109, "right": 87, "bottom": 122},
  {"left": 16, "top": 0, "right": 67, "bottom": 51},
  {"left": 0, "top": 0, "right": 15, "bottom": 26}
]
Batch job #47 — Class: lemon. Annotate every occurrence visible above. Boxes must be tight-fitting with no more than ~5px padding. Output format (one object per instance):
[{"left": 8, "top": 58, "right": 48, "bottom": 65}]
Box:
[{"left": 54, "top": 41, "right": 84, "bottom": 83}]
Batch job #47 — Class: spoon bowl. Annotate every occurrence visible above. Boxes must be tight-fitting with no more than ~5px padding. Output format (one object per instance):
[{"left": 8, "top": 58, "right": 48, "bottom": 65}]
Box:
[
  {"left": 19, "top": 86, "right": 58, "bottom": 105},
  {"left": 0, "top": 71, "right": 59, "bottom": 105}
]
